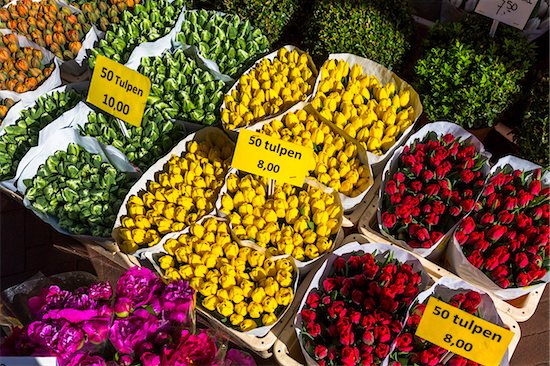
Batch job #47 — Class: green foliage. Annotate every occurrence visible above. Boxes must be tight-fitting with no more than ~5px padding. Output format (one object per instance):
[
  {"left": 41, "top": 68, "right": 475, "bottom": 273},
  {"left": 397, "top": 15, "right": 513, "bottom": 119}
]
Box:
[
  {"left": 302, "top": 0, "right": 414, "bottom": 70},
  {"left": 414, "top": 15, "right": 536, "bottom": 129},
  {"left": 515, "top": 74, "right": 549, "bottom": 166},
  {"left": 195, "top": 0, "right": 300, "bottom": 45}
]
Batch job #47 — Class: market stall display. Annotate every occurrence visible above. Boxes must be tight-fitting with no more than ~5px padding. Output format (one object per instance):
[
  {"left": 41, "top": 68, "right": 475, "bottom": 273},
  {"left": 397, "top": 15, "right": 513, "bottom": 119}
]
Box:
[
  {"left": 217, "top": 170, "right": 343, "bottom": 269},
  {"left": 378, "top": 122, "right": 491, "bottom": 258},
  {"left": 0, "top": 0, "right": 93, "bottom": 60},
  {"left": 221, "top": 46, "right": 317, "bottom": 130},
  {"left": 0, "top": 2, "right": 548, "bottom": 365},
  {"left": 113, "top": 128, "right": 234, "bottom": 253},
  {"left": 175, "top": 9, "right": 270, "bottom": 78},
  {"left": 0, "top": 87, "right": 82, "bottom": 182},
  {"left": 0, "top": 33, "right": 55, "bottom": 93}
]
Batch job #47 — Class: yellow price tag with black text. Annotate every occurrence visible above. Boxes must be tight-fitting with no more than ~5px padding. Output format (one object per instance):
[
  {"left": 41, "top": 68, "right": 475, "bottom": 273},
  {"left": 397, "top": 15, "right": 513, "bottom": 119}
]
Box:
[
  {"left": 416, "top": 297, "right": 514, "bottom": 366},
  {"left": 87, "top": 55, "right": 151, "bottom": 127},
  {"left": 231, "top": 129, "right": 315, "bottom": 186}
]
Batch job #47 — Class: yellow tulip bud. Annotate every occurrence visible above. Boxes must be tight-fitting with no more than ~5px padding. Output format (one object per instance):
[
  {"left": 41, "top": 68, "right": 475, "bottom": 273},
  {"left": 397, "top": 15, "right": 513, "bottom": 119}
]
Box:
[
  {"left": 194, "top": 264, "right": 208, "bottom": 278},
  {"left": 240, "top": 280, "right": 255, "bottom": 298},
  {"left": 275, "top": 287, "right": 293, "bottom": 306},
  {"left": 250, "top": 267, "right": 267, "bottom": 282},
  {"left": 179, "top": 265, "right": 194, "bottom": 280},
  {"left": 316, "top": 237, "right": 333, "bottom": 253},
  {"left": 276, "top": 270, "right": 293, "bottom": 287},
  {"left": 219, "top": 275, "right": 237, "bottom": 289},
  {"left": 262, "top": 313, "right": 278, "bottom": 326},
  {"left": 251, "top": 287, "right": 267, "bottom": 303},
  {"left": 223, "top": 242, "right": 239, "bottom": 259},
  {"left": 217, "top": 288, "right": 230, "bottom": 300},
  {"left": 164, "top": 267, "right": 181, "bottom": 281},
  {"left": 199, "top": 281, "right": 218, "bottom": 296},
  {"left": 247, "top": 302, "right": 263, "bottom": 319},
  {"left": 240, "top": 319, "right": 257, "bottom": 331},
  {"left": 262, "top": 296, "right": 279, "bottom": 314},
  {"left": 248, "top": 251, "right": 266, "bottom": 267},
  {"left": 216, "top": 299, "right": 234, "bottom": 317},
  {"left": 305, "top": 244, "right": 320, "bottom": 259},
  {"left": 229, "top": 314, "right": 244, "bottom": 326},
  {"left": 202, "top": 295, "right": 218, "bottom": 311}
]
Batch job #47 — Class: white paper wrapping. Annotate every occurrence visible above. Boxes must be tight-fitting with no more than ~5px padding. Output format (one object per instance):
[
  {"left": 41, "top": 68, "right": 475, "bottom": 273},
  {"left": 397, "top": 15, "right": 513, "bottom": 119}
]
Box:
[
  {"left": 0, "top": 83, "right": 89, "bottom": 192},
  {"left": 294, "top": 242, "right": 430, "bottom": 366},
  {"left": 112, "top": 127, "right": 235, "bottom": 247},
  {"left": 219, "top": 45, "right": 318, "bottom": 132},
  {"left": 141, "top": 214, "right": 300, "bottom": 337},
  {"left": 214, "top": 167, "right": 345, "bottom": 273},
  {"left": 447, "top": 155, "right": 550, "bottom": 300},
  {"left": 124, "top": 5, "right": 188, "bottom": 71},
  {"left": 376, "top": 121, "right": 492, "bottom": 260},
  {"left": 242, "top": 101, "right": 374, "bottom": 212},
  {"left": 15, "top": 128, "right": 140, "bottom": 241},
  {"left": 311, "top": 53, "right": 423, "bottom": 174},
  {"left": 385, "top": 277, "right": 510, "bottom": 366}
]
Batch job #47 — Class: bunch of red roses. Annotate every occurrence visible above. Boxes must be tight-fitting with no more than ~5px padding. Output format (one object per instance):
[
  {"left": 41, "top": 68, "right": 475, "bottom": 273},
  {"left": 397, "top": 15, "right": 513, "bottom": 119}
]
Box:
[
  {"left": 389, "top": 290, "right": 482, "bottom": 366},
  {"left": 454, "top": 166, "right": 549, "bottom": 289},
  {"left": 380, "top": 132, "right": 488, "bottom": 249},
  {"left": 299, "top": 251, "right": 424, "bottom": 366}
]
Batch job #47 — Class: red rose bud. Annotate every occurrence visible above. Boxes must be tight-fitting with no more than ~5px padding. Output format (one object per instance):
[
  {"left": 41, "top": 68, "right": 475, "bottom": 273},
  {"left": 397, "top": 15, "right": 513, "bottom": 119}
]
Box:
[
  {"left": 480, "top": 212, "right": 495, "bottom": 225},
  {"left": 306, "top": 322, "right": 321, "bottom": 337},
  {"left": 529, "top": 179, "right": 542, "bottom": 195},
  {"left": 385, "top": 180, "right": 398, "bottom": 195},
  {"left": 420, "top": 349, "right": 441, "bottom": 366},
  {"left": 375, "top": 343, "right": 390, "bottom": 359},
  {"left": 509, "top": 239, "right": 520, "bottom": 252},
  {"left": 396, "top": 333, "right": 414, "bottom": 352},
  {"left": 532, "top": 206, "right": 543, "bottom": 220},
  {"left": 411, "top": 180, "right": 423, "bottom": 193},
  {"left": 514, "top": 252, "right": 529, "bottom": 269},
  {"left": 455, "top": 230, "right": 469, "bottom": 245},
  {"left": 314, "top": 345, "right": 328, "bottom": 360},
  {"left": 442, "top": 133, "right": 455, "bottom": 144},
  {"left": 492, "top": 246, "right": 511, "bottom": 264},
  {"left": 516, "top": 272, "right": 531, "bottom": 287},
  {"left": 516, "top": 213, "right": 532, "bottom": 229},
  {"left": 395, "top": 171, "right": 406, "bottom": 183},
  {"left": 401, "top": 155, "right": 416, "bottom": 167},
  {"left": 473, "top": 239, "right": 490, "bottom": 252},
  {"left": 328, "top": 301, "right": 346, "bottom": 319},
  {"left": 415, "top": 227, "right": 430, "bottom": 242},
  {"left": 432, "top": 201, "right": 445, "bottom": 215},
  {"left": 301, "top": 309, "right": 316, "bottom": 323},
  {"left": 341, "top": 346, "right": 359, "bottom": 366},
  {"left": 449, "top": 206, "right": 462, "bottom": 217},
  {"left": 430, "top": 231, "right": 444, "bottom": 243},
  {"left": 422, "top": 170, "right": 434, "bottom": 182},
  {"left": 491, "top": 264, "right": 509, "bottom": 279},
  {"left": 503, "top": 196, "right": 517, "bottom": 211},
  {"left": 483, "top": 183, "right": 495, "bottom": 197},
  {"left": 497, "top": 210, "right": 515, "bottom": 224},
  {"left": 518, "top": 191, "right": 534, "bottom": 208},
  {"left": 495, "top": 276, "right": 511, "bottom": 289},
  {"left": 460, "top": 198, "right": 475, "bottom": 213},
  {"left": 381, "top": 212, "right": 397, "bottom": 229},
  {"left": 334, "top": 257, "right": 347, "bottom": 272},
  {"left": 487, "top": 225, "right": 507, "bottom": 241},
  {"left": 323, "top": 278, "right": 337, "bottom": 292},
  {"left": 350, "top": 310, "right": 362, "bottom": 324},
  {"left": 424, "top": 213, "right": 439, "bottom": 226},
  {"left": 467, "top": 250, "right": 484, "bottom": 268},
  {"left": 460, "top": 170, "right": 475, "bottom": 184},
  {"left": 351, "top": 289, "right": 364, "bottom": 305}
]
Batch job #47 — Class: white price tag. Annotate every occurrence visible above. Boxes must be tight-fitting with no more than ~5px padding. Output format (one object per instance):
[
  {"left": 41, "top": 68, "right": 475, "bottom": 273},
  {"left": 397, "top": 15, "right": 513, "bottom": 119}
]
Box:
[
  {"left": 475, "top": 0, "right": 538, "bottom": 29},
  {"left": 0, "top": 357, "right": 58, "bottom": 366}
]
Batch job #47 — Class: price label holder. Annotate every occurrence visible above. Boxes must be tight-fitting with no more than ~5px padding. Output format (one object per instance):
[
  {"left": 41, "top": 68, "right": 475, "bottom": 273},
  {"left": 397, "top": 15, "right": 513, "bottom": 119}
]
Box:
[
  {"left": 86, "top": 55, "right": 151, "bottom": 127},
  {"left": 475, "top": 0, "right": 537, "bottom": 29},
  {"left": 0, "top": 357, "right": 58, "bottom": 365},
  {"left": 231, "top": 129, "right": 315, "bottom": 186},
  {"left": 416, "top": 297, "right": 514, "bottom": 366}
]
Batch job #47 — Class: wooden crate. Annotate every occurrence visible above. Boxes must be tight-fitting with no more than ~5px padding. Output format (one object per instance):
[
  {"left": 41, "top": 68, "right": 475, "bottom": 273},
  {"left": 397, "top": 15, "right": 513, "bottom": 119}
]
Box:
[
  {"left": 273, "top": 234, "right": 522, "bottom": 366},
  {"left": 358, "top": 193, "right": 546, "bottom": 322}
]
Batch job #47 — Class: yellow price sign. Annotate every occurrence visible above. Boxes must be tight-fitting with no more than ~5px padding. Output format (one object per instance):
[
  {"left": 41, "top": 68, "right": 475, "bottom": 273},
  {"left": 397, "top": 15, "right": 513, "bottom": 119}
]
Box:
[
  {"left": 231, "top": 129, "right": 315, "bottom": 186},
  {"left": 86, "top": 55, "right": 151, "bottom": 127},
  {"left": 416, "top": 297, "right": 514, "bottom": 366}
]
